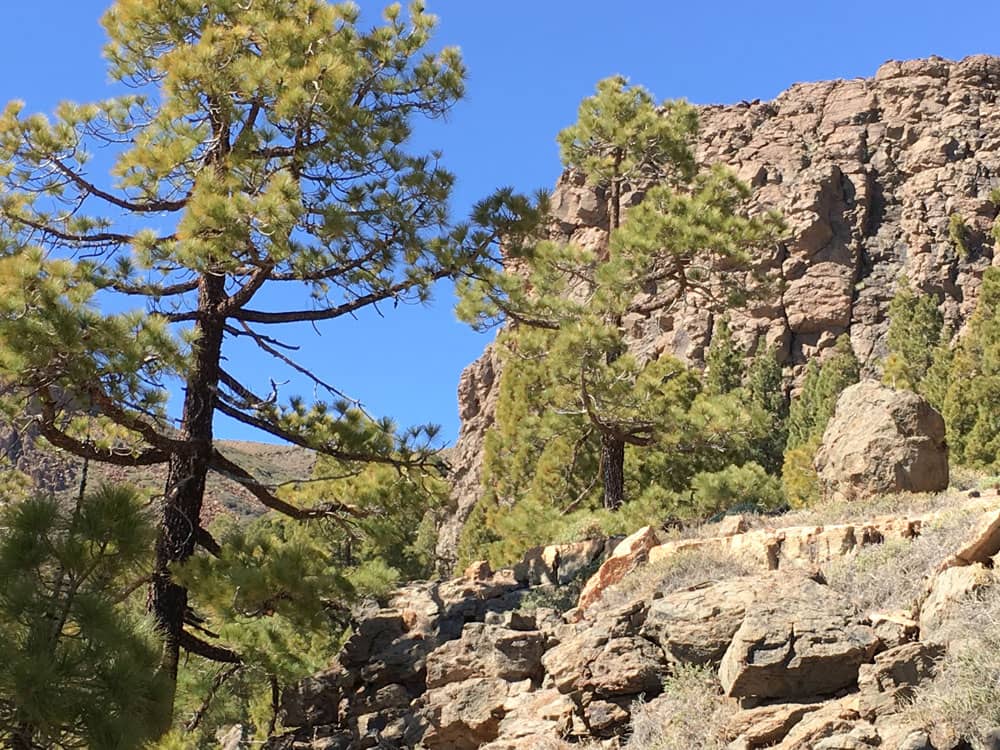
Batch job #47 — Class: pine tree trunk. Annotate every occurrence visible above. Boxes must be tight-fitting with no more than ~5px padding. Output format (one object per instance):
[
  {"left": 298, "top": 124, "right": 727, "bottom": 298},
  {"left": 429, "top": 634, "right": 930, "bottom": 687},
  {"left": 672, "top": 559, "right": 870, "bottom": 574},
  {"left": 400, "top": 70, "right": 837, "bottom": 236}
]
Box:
[
  {"left": 596, "top": 159, "right": 626, "bottom": 509},
  {"left": 600, "top": 432, "right": 625, "bottom": 511},
  {"left": 151, "top": 273, "right": 226, "bottom": 715}
]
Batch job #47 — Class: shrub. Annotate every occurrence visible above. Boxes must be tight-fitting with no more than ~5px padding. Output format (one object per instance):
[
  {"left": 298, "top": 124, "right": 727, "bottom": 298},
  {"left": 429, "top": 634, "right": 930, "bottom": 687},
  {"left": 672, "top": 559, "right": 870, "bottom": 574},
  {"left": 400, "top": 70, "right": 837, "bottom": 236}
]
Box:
[
  {"left": 626, "top": 664, "right": 734, "bottom": 750},
  {"left": 691, "top": 462, "right": 785, "bottom": 517},
  {"left": 949, "top": 213, "right": 970, "bottom": 258},
  {"left": 908, "top": 586, "right": 1000, "bottom": 745},
  {"left": 824, "top": 508, "right": 982, "bottom": 614},
  {"left": 597, "top": 546, "right": 751, "bottom": 613},
  {"left": 781, "top": 435, "right": 824, "bottom": 508}
]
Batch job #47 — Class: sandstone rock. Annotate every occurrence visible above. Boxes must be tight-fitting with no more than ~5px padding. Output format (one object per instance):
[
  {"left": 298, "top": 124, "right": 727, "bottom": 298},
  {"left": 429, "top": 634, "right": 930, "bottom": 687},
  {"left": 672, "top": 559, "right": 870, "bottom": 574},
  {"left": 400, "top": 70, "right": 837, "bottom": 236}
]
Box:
[
  {"left": 771, "top": 696, "right": 862, "bottom": 749},
  {"left": 513, "top": 545, "right": 558, "bottom": 586},
  {"left": 919, "top": 563, "right": 995, "bottom": 637},
  {"left": 584, "top": 700, "right": 630, "bottom": 736},
  {"left": 578, "top": 526, "right": 660, "bottom": 610},
  {"left": 726, "top": 702, "right": 826, "bottom": 747},
  {"left": 641, "top": 577, "right": 759, "bottom": 665},
  {"left": 719, "top": 575, "right": 879, "bottom": 700},
  {"left": 815, "top": 382, "right": 948, "bottom": 502},
  {"left": 857, "top": 642, "right": 945, "bottom": 719},
  {"left": 464, "top": 560, "right": 493, "bottom": 580},
  {"left": 421, "top": 677, "right": 509, "bottom": 750},
  {"left": 542, "top": 629, "right": 666, "bottom": 701},
  {"left": 425, "top": 623, "right": 546, "bottom": 688},
  {"left": 948, "top": 509, "right": 1000, "bottom": 566}
]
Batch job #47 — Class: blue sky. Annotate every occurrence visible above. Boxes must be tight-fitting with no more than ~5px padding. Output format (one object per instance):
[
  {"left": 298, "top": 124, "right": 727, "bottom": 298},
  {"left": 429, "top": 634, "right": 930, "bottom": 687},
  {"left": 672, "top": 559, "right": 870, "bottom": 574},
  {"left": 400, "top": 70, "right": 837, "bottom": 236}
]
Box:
[{"left": 1, "top": 1, "right": 999, "bottom": 446}]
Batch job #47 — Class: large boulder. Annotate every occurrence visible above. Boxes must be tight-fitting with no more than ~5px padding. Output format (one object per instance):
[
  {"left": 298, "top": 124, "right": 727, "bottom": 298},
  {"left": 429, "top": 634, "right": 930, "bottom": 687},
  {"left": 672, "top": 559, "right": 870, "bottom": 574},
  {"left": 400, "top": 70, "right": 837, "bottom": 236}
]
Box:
[
  {"left": 815, "top": 381, "right": 948, "bottom": 502},
  {"left": 719, "top": 574, "right": 879, "bottom": 700}
]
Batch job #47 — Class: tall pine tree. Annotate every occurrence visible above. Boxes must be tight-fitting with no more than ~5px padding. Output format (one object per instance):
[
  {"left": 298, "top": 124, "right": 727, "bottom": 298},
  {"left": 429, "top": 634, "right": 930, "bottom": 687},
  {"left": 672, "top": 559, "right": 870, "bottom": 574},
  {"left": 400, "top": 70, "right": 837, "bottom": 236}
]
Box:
[
  {"left": 882, "top": 276, "right": 944, "bottom": 392},
  {"left": 460, "top": 77, "right": 782, "bottom": 512},
  {"left": 0, "top": 0, "right": 537, "bottom": 724}
]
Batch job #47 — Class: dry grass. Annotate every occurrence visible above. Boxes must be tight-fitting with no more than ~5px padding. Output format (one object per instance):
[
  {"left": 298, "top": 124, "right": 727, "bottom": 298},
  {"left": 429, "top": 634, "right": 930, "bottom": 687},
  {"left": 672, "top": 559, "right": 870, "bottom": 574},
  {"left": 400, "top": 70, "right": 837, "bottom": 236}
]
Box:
[
  {"left": 906, "top": 587, "right": 1000, "bottom": 748},
  {"left": 594, "top": 546, "right": 752, "bottom": 613},
  {"left": 823, "top": 506, "right": 982, "bottom": 614},
  {"left": 624, "top": 664, "right": 734, "bottom": 750}
]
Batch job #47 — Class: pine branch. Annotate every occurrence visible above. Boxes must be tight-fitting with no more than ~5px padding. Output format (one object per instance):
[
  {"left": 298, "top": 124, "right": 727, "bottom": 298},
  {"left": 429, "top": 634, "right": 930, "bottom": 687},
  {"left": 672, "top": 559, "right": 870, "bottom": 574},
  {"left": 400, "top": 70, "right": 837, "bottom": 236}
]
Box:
[
  {"left": 184, "top": 664, "right": 242, "bottom": 733},
  {"left": 213, "top": 397, "right": 438, "bottom": 470},
  {"left": 209, "top": 449, "right": 361, "bottom": 522},
  {"left": 178, "top": 630, "right": 241, "bottom": 664},
  {"left": 196, "top": 527, "right": 222, "bottom": 558},
  {"left": 50, "top": 156, "right": 189, "bottom": 213},
  {"left": 35, "top": 413, "right": 167, "bottom": 467},
  {"left": 231, "top": 270, "right": 451, "bottom": 324}
]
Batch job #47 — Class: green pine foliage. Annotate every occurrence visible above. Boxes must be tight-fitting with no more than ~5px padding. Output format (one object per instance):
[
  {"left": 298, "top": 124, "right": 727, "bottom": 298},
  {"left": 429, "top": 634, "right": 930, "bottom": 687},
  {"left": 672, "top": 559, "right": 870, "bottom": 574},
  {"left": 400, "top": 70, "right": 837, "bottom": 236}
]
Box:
[
  {"left": 882, "top": 276, "right": 944, "bottom": 392},
  {"left": 942, "top": 268, "right": 1000, "bottom": 469},
  {"left": 459, "top": 80, "right": 782, "bottom": 517},
  {"left": 171, "top": 459, "right": 447, "bottom": 742},
  {"left": 744, "top": 345, "right": 790, "bottom": 475},
  {"left": 0, "top": 485, "right": 167, "bottom": 749},
  {"left": 704, "top": 317, "right": 744, "bottom": 396},
  {"left": 690, "top": 462, "right": 785, "bottom": 517},
  {"left": 782, "top": 336, "right": 860, "bottom": 506},
  {"left": 0, "top": 0, "right": 541, "bottom": 728}
]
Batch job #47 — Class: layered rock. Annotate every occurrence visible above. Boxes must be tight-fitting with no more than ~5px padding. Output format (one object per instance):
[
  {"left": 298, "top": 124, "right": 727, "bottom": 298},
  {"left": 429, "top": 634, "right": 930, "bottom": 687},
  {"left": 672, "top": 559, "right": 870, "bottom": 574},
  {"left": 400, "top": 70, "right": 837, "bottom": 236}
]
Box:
[{"left": 815, "top": 381, "right": 949, "bottom": 501}]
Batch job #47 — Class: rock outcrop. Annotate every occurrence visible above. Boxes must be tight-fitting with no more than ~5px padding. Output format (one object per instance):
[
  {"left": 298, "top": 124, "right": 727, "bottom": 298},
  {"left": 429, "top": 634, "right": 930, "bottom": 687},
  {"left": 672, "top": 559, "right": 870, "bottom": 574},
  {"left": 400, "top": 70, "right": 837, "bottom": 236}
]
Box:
[
  {"left": 269, "top": 488, "right": 1000, "bottom": 750},
  {"left": 442, "top": 54, "right": 1000, "bottom": 570},
  {"left": 815, "top": 381, "right": 949, "bottom": 501}
]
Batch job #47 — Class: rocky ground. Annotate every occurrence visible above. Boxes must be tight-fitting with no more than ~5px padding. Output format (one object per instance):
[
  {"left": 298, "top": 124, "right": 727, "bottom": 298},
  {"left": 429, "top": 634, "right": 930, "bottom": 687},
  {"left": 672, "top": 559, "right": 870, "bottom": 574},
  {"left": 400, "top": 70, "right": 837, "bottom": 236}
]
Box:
[{"left": 265, "top": 476, "right": 1000, "bottom": 750}]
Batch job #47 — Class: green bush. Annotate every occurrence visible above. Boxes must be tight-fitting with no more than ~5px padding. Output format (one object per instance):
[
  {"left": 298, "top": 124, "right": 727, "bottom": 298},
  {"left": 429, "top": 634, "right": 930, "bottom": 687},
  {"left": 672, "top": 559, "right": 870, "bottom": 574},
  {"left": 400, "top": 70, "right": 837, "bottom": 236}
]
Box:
[{"left": 690, "top": 462, "right": 784, "bottom": 517}]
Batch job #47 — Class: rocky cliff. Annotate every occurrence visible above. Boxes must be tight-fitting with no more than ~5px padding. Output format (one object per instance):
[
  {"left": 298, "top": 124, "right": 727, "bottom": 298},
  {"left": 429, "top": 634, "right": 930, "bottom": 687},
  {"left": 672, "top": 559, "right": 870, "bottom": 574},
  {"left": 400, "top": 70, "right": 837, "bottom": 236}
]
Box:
[{"left": 437, "top": 54, "right": 1000, "bottom": 572}]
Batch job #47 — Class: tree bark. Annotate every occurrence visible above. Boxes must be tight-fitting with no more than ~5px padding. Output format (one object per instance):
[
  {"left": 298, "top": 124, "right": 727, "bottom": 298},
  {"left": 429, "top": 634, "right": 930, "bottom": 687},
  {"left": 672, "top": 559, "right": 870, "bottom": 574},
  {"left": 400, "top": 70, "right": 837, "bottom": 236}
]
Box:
[
  {"left": 151, "top": 272, "right": 226, "bottom": 715},
  {"left": 600, "top": 432, "right": 625, "bottom": 511}
]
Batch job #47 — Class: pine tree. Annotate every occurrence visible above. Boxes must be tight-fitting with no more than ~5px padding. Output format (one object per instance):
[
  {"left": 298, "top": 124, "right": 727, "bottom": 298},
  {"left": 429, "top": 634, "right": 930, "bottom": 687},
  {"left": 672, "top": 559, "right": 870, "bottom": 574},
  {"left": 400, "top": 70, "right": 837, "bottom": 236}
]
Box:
[
  {"left": 0, "top": 0, "right": 537, "bottom": 725},
  {"left": 460, "top": 78, "right": 781, "bottom": 511},
  {"left": 882, "top": 276, "right": 944, "bottom": 392},
  {"left": 555, "top": 76, "right": 699, "bottom": 510},
  {"left": 704, "top": 316, "right": 745, "bottom": 396},
  {"left": 0, "top": 485, "right": 167, "bottom": 749},
  {"left": 782, "top": 335, "right": 860, "bottom": 505},
  {"left": 942, "top": 268, "right": 1000, "bottom": 469},
  {"left": 745, "top": 344, "right": 789, "bottom": 475}
]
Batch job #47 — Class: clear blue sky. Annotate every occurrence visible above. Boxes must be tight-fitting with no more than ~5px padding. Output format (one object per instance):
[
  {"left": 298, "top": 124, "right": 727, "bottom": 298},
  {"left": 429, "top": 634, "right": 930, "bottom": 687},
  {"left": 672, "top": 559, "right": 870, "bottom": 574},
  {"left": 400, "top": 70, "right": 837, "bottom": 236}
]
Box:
[{"left": 1, "top": 1, "right": 999, "bottom": 446}]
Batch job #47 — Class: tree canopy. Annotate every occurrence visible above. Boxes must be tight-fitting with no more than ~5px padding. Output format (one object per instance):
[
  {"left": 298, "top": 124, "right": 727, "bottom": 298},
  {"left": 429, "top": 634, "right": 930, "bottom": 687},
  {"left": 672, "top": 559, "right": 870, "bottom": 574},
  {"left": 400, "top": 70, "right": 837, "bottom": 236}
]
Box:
[{"left": 0, "top": 0, "right": 538, "bottom": 728}]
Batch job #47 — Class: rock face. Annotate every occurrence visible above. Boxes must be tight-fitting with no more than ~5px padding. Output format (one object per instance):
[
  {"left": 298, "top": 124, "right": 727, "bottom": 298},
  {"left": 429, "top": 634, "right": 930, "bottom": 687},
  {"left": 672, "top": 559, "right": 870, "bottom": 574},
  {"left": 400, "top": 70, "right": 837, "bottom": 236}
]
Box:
[
  {"left": 436, "top": 344, "right": 501, "bottom": 574},
  {"left": 441, "top": 55, "right": 1000, "bottom": 569},
  {"left": 815, "top": 381, "right": 949, "bottom": 501}
]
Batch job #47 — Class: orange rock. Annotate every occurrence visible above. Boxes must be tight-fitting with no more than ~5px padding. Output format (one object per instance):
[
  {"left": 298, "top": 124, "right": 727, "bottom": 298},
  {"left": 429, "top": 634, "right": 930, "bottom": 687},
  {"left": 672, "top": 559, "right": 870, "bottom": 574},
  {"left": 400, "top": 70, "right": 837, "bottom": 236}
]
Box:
[{"left": 577, "top": 526, "right": 660, "bottom": 611}]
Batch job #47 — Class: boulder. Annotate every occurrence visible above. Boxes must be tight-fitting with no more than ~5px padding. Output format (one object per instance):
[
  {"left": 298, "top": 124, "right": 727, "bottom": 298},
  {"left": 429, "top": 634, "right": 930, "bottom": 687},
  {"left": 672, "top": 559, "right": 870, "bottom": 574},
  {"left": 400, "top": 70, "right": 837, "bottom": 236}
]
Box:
[
  {"left": 425, "top": 623, "right": 546, "bottom": 688},
  {"left": 641, "top": 577, "right": 759, "bottom": 666},
  {"left": 542, "top": 629, "right": 666, "bottom": 701},
  {"left": 771, "top": 696, "right": 863, "bottom": 749},
  {"left": 919, "top": 563, "right": 995, "bottom": 637},
  {"left": 726, "top": 702, "right": 827, "bottom": 747},
  {"left": 421, "top": 677, "right": 510, "bottom": 750},
  {"left": 815, "top": 381, "right": 948, "bottom": 502},
  {"left": 577, "top": 526, "right": 660, "bottom": 610},
  {"left": 719, "top": 575, "right": 879, "bottom": 700}
]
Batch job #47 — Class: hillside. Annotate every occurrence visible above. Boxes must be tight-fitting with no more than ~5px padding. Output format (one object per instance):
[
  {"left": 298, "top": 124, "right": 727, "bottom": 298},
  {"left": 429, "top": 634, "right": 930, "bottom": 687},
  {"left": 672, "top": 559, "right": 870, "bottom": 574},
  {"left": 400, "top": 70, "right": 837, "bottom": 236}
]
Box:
[
  {"left": 268, "top": 474, "right": 1000, "bottom": 749},
  {"left": 437, "top": 53, "right": 1000, "bottom": 571},
  {"left": 0, "top": 428, "right": 314, "bottom": 520}
]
